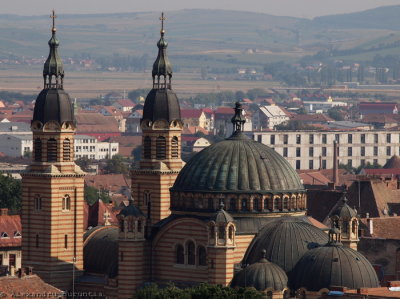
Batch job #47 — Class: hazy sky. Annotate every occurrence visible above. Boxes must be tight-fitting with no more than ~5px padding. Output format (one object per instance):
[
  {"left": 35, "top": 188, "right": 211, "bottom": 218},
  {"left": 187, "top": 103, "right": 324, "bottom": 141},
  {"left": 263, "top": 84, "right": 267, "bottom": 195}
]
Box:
[{"left": 3, "top": 0, "right": 400, "bottom": 18}]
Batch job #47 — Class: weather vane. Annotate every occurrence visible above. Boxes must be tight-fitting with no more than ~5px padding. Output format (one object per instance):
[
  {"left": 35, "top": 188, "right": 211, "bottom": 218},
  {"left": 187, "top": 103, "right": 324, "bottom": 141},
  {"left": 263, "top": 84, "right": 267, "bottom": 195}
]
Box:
[
  {"left": 160, "top": 12, "right": 166, "bottom": 33},
  {"left": 50, "top": 10, "right": 57, "bottom": 32}
]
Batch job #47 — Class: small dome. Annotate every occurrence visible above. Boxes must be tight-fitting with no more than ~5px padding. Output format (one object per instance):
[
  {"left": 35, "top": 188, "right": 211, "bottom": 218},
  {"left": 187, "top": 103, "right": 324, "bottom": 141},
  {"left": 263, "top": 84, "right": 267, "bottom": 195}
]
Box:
[
  {"left": 290, "top": 242, "right": 379, "bottom": 291},
  {"left": 243, "top": 217, "right": 328, "bottom": 273},
  {"left": 172, "top": 133, "right": 304, "bottom": 194},
  {"left": 211, "top": 204, "right": 234, "bottom": 223},
  {"left": 142, "top": 89, "right": 181, "bottom": 123},
  {"left": 83, "top": 226, "right": 118, "bottom": 278},
  {"left": 32, "top": 89, "right": 74, "bottom": 125},
  {"left": 329, "top": 195, "right": 357, "bottom": 220},
  {"left": 231, "top": 254, "right": 288, "bottom": 291}
]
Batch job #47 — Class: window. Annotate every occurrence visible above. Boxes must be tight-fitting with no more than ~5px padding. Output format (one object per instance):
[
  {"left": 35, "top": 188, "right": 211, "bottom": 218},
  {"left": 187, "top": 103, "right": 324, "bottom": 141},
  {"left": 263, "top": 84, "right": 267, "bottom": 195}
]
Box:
[
  {"left": 322, "top": 147, "right": 327, "bottom": 157},
  {"left": 36, "top": 234, "right": 39, "bottom": 248},
  {"left": 257, "top": 135, "right": 262, "bottom": 143},
  {"left": 171, "top": 137, "right": 179, "bottom": 158},
  {"left": 361, "top": 134, "right": 365, "bottom": 144},
  {"left": 208, "top": 198, "right": 214, "bottom": 210},
  {"left": 241, "top": 198, "right": 248, "bottom": 211},
  {"left": 335, "top": 134, "right": 340, "bottom": 143},
  {"left": 34, "top": 195, "right": 42, "bottom": 210},
  {"left": 47, "top": 138, "right": 57, "bottom": 162},
  {"left": 296, "top": 134, "right": 301, "bottom": 144},
  {"left": 64, "top": 235, "right": 68, "bottom": 249},
  {"left": 34, "top": 138, "right": 42, "bottom": 162},
  {"left": 296, "top": 148, "right": 301, "bottom": 157},
  {"left": 283, "top": 148, "right": 288, "bottom": 157},
  {"left": 347, "top": 159, "right": 352, "bottom": 167},
  {"left": 374, "top": 146, "right": 378, "bottom": 156},
  {"left": 387, "top": 134, "right": 391, "bottom": 143},
  {"left": 309, "top": 160, "right": 314, "bottom": 169},
  {"left": 228, "top": 226, "right": 234, "bottom": 240},
  {"left": 253, "top": 198, "right": 260, "bottom": 211},
  {"left": 387, "top": 146, "right": 391, "bottom": 156},
  {"left": 296, "top": 160, "right": 300, "bottom": 170},
  {"left": 322, "top": 160, "right": 327, "bottom": 169},
  {"left": 348, "top": 147, "right": 352, "bottom": 156},
  {"left": 0, "top": 232, "right": 8, "bottom": 238},
  {"left": 218, "top": 225, "right": 225, "bottom": 239},
  {"left": 361, "top": 159, "right": 365, "bottom": 166},
  {"left": 63, "top": 139, "right": 71, "bottom": 161},
  {"left": 143, "top": 136, "right": 151, "bottom": 159},
  {"left": 176, "top": 245, "right": 184, "bottom": 264},
  {"left": 283, "top": 134, "right": 288, "bottom": 145},
  {"left": 229, "top": 198, "right": 236, "bottom": 211},
  {"left": 270, "top": 135, "right": 275, "bottom": 145},
  {"left": 120, "top": 251, "right": 124, "bottom": 262},
  {"left": 361, "top": 146, "right": 365, "bottom": 157},
  {"left": 373, "top": 159, "right": 378, "bottom": 165},
  {"left": 322, "top": 134, "right": 327, "bottom": 144},
  {"left": 187, "top": 241, "right": 195, "bottom": 265},
  {"left": 156, "top": 136, "right": 166, "bottom": 160},
  {"left": 348, "top": 134, "right": 353, "bottom": 144},
  {"left": 283, "top": 197, "right": 289, "bottom": 210},
  {"left": 62, "top": 195, "right": 71, "bottom": 211},
  {"left": 137, "top": 220, "right": 142, "bottom": 233},
  {"left": 374, "top": 134, "right": 378, "bottom": 143},
  {"left": 309, "top": 147, "right": 314, "bottom": 157},
  {"left": 273, "top": 197, "right": 279, "bottom": 210},
  {"left": 198, "top": 246, "right": 207, "bottom": 266},
  {"left": 309, "top": 134, "right": 314, "bottom": 144}
]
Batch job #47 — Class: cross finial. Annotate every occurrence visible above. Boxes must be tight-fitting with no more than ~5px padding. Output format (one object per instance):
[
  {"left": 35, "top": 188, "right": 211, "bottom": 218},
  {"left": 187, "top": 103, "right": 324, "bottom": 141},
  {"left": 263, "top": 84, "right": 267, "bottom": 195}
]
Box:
[
  {"left": 160, "top": 12, "right": 166, "bottom": 35},
  {"left": 50, "top": 10, "right": 57, "bottom": 33}
]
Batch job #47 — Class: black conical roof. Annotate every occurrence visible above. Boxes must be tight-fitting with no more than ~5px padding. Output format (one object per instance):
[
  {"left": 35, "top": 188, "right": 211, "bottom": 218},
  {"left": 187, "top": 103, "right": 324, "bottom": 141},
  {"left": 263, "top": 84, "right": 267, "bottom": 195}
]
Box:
[
  {"left": 142, "top": 89, "right": 181, "bottom": 123},
  {"left": 290, "top": 243, "right": 379, "bottom": 291}
]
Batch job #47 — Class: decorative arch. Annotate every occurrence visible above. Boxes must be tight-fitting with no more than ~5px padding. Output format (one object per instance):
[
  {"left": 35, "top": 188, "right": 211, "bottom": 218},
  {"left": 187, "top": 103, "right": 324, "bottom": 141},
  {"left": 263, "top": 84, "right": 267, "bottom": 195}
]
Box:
[
  {"left": 62, "top": 194, "right": 71, "bottom": 211},
  {"left": 198, "top": 245, "right": 207, "bottom": 266},
  {"left": 186, "top": 240, "right": 196, "bottom": 265},
  {"left": 283, "top": 196, "right": 289, "bottom": 210}
]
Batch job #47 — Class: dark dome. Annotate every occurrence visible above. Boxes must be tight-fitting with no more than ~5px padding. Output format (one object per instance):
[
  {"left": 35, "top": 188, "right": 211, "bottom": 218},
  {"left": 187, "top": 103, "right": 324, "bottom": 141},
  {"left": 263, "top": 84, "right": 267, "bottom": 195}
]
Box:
[
  {"left": 330, "top": 196, "right": 357, "bottom": 219},
  {"left": 84, "top": 226, "right": 118, "bottom": 278},
  {"left": 243, "top": 217, "right": 328, "bottom": 273},
  {"left": 172, "top": 133, "right": 304, "bottom": 194},
  {"left": 118, "top": 201, "right": 144, "bottom": 217},
  {"left": 142, "top": 89, "right": 181, "bottom": 123},
  {"left": 33, "top": 89, "right": 74, "bottom": 125},
  {"left": 290, "top": 242, "right": 379, "bottom": 291},
  {"left": 231, "top": 257, "right": 288, "bottom": 291}
]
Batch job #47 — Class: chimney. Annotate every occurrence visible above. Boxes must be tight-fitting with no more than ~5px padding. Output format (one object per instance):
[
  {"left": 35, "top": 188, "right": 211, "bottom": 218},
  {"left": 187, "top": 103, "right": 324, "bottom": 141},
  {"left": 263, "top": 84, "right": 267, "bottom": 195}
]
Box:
[
  {"left": 367, "top": 218, "right": 373, "bottom": 235},
  {"left": 0, "top": 208, "right": 8, "bottom": 216},
  {"left": 333, "top": 141, "right": 339, "bottom": 187}
]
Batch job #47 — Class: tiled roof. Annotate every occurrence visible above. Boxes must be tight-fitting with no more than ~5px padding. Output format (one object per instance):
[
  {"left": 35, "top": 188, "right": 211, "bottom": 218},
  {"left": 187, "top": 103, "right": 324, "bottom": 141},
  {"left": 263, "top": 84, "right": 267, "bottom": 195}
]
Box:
[
  {"left": 291, "top": 113, "right": 333, "bottom": 122},
  {"left": 181, "top": 109, "right": 203, "bottom": 118},
  {"left": 76, "top": 113, "right": 120, "bottom": 133},
  {"left": 116, "top": 99, "right": 135, "bottom": 107},
  {"left": 298, "top": 171, "right": 331, "bottom": 186},
  {"left": 88, "top": 200, "right": 118, "bottom": 227},
  {"left": 84, "top": 174, "right": 130, "bottom": 193},
  {"left": 346, "top": 286, "right": 400, "bottom": 298},
  {"left": 384, "top": 155, "right": 400, "bottom": 169},
  {"left": 360, "top": 217, "right": 400, "bottom": 239},
  {"left": 0, "top": 211, "right": 21, "bottom": 248},
  {"left": 214, "top": 107, "right": 233, "bottom": 115},
  {"left": 0, "top": 275, "right": 63, "bottom": 297}
]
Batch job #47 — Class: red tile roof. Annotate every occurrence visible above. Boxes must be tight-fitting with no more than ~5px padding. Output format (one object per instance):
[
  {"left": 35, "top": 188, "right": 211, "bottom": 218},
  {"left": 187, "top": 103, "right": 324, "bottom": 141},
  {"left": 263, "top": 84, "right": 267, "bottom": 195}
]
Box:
[
  {"left": 181, "top": 109, "right": 203, "bottom": 118},
  {"left": 116, "top": 99, "right": 135, "bottom": 107},
  {"left": 0, "top": 274, "right": 64, "bottom": 297},
  {"left": 0, "top": 211, "right": 21, "bottom": 248},
  {"left": 360, "top": 216, "right": 400, "bottom": 239},
  {"left": 84, "top": 174, "right": 130, "bottom": 193},
  {"left": 214, "top": 107, "right": 233, "bottom": 115}
]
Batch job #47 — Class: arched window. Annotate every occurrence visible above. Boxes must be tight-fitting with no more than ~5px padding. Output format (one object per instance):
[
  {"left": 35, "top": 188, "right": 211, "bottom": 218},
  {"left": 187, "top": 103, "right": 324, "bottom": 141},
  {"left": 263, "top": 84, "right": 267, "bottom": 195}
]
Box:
[
  {"left": 156, "top": 136, "right": 166, "bottom": 160},
  {"left": 137, "top": 220, "right": 142, "bottom": 232},
  {"left": 143, "top": 136, "right": 151, "bottom": 159},
  {"left": 273, "top": 197, "right": 279, "bottom": 211},
  {"left": 342, "top": 221, "right": 349, "bottom": 234},
  {"left": 264, "top": 199, "right": 268, "bottom": 210},
  {"left": 47, "top": 138, "right": 57, "bottom": 162},
  {"left": 253, "top": 198, "right": 260, "bottom": 211},
  {"left": 266, "top": 291, "right": 273, "bottom": 299},
  {"left": 176, "top": 244, "right": 184, "bottom": 264},
  {"left": 229, "top": 198, "right": 236, "bottom": 211},
  {"left": 62, "top": 195, "right": 71, "bottom": 211},
  {"left": 209, "top": 225, "right": 215, "bottom": 240},
  {"left": 34, "top": 138, "right": 42, "bottom": 162},
  {"left": 241, "top": 198, "right": 248, "bottom": 211},
  {"left": 187, "top": 241, "right": 195, "bottom": 265},
  {"left": 63, "top": 138, "right": 71, "bottom": 161},
  {"left": 352, "top": 220, "right": 357, "bottom": 234},
  {"left": 34, "top": 195, "right": 42, "bottom": 210},
  {"left": 171, "top": 136, "right": 179, "bottom": 158},
  {"left": 128, "top": 220, "right": 134, "bottom": 232},
  {"left": 208, "top": 198, "right": 214, "bottom": 210},
  {"left": 283, "top": 197, "right": 289, "bottom": 210},
  {"left": 198, "top": 246, "right": 207, "bottom": 266},
  {"left": 228, "top": 226, "right": 234, "bottom": 240},
  {"left": 64, "top": 234, "right": 68, "bottom": 249},
  {"left": 218, "top": 226, "right": 225, "bottom": 239}
]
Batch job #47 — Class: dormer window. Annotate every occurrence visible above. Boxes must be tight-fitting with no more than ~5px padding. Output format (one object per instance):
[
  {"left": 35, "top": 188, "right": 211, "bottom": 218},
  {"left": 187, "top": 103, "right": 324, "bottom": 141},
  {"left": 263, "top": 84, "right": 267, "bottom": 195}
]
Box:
[
  {"left": 14, "top": 231, "right": 21, "bottom": 238},
  {"left": 0, "top": 232, "right": 9, "bottom": 238}
]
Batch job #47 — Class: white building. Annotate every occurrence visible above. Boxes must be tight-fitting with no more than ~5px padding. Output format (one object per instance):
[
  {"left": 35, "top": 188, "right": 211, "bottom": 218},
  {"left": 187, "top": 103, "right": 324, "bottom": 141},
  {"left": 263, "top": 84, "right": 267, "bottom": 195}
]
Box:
[
  {"left": 303, "top": 96, "right": 347, "bottom": 113},
  {"left": 0, "top": 134, "right": 118, "bottom": 160},
  {"left": 252, "top": 130, "right": 400, "bottom": 170},
  {"left": 252, "top": 105, "right": 289, "bottom": 130}
]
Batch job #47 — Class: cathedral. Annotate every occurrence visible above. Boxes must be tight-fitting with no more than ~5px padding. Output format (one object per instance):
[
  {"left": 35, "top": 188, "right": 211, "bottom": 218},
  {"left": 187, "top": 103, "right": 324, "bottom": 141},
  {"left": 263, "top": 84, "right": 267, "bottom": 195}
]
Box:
[{"left": 20, "top": 12, "right": 379, "bottom": 298}]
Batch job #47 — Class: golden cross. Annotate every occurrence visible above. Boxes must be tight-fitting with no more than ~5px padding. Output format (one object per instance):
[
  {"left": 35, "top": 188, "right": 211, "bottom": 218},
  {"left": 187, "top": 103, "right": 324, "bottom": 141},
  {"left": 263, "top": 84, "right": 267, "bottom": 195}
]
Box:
[
  {"left": 159, "top": 12, "right": 165, "bottom": 32},
  {"left": 50, "top": 10, "right": 57, "bottom": 30}
]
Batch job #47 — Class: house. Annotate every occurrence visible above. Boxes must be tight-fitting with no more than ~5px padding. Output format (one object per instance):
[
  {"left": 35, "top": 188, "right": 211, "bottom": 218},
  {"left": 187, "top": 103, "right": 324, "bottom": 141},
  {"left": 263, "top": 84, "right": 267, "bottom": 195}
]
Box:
[
  {"left": 359, "top": 102, "right": 398, "bottom": 117},
  {"left": 75, "top": 112, "right": 121, "bottom": 141},
  {"left": 126, "top": 110, "right": 143, "bottom": 134},
  {"left": 0, "top": 209, "right": 21, "bottom": 274},
  {"left": 181, "top": 136, "right": 211, "bottom": 152},
  {"left": 214, "top": 106, "right": 252, "bottom": 137},
  {"left": 303, "top": 96, "right": 347, "bottom": 113},
  {"left": 181, "top": 109, "right": 211, "bottom": 131},
  {"left": 113, "top": 99, "right": 135, "bottom": 112},
  {"left": 252, "top": 105, "right": 289, "bottom": 130}
]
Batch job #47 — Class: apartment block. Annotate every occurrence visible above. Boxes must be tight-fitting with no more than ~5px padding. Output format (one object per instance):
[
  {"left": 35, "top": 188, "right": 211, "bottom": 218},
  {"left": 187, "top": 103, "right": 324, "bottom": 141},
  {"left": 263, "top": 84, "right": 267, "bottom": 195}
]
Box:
[{"left": 252, "top": 130, "right": 400, "bottom": 170}]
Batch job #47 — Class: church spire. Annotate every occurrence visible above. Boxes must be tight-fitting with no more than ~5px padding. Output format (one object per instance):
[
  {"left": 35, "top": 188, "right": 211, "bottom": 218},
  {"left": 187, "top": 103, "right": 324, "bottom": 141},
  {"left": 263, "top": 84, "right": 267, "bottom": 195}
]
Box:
[
  {"left": 152, "top": 12, "right": 173, "bottom": 89},
  {"left": 43, "top": 10, "right": 64, "bottom": 89}
]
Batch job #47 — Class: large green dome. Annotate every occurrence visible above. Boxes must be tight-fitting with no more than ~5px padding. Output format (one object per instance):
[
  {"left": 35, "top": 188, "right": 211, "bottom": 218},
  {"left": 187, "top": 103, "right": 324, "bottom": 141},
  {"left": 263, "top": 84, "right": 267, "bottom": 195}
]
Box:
[{"left": 171, "top": 132, "right": 304, "bottom": 194}]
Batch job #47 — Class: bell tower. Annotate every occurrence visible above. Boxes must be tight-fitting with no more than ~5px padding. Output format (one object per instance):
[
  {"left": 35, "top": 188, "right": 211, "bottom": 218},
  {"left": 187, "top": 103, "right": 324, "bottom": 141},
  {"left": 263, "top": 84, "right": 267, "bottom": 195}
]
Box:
[
  {"left": 21, "top": 11, "right": 85, "bottom": 290},
  {"left": 132, "top": 13, "right": 183, "bottom": 227}
]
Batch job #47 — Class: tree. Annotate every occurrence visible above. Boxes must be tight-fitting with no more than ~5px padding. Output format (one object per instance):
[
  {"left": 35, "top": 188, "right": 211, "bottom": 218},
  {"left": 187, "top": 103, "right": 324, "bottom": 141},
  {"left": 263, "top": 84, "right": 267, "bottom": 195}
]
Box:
[
  {"left": 75, "top": 156, "right": 91, "bottom": 172},
  {"left": 104, "top": 154, "right": 129, "bottom": 175},
  {"left": 327, "top": 107, "right": 345, "bottom": 121},
  {"left": 0, "top": 174, "right": 22, "bottom": 212},
  {"left": 128, "top": 89, "right": 150, "bottom": 103},
  {"left": 235, "top": 90, "right": 246, "bottom": 101},
  {"left": 84, "top": 185, "right": 111, "bottom": 206}
]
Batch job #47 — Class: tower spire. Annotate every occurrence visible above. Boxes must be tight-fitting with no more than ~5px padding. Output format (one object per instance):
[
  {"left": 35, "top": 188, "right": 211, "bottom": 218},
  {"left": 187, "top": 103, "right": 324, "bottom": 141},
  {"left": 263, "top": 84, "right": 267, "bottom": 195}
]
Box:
[
  {"left": 231, "top": 102, "right": 246, "bottom": 133},
  {"left": 43, "top": 10, "right": 64, "bottom": 89},
  {"left": 152, "top": 12, "right": 173, "bottom": 89}
]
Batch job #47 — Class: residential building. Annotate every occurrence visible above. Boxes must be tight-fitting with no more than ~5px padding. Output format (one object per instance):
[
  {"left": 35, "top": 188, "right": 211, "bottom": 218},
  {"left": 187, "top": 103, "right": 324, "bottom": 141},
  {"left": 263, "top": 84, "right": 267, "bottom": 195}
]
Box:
[
  {"left": 0, "top": 209, "right": 21, "bottom": 275},
  {"left": 303, "top": 96, "right": 347, "bottom": 113},
  {"left": 0, "top": 134, "right": 32, "bottom": 157},
  {"left": 113, "top": 99, "right": 135, "bottom": 112},
  {"left": 359, "top": 102, "right": 398, "bottom": 117},
  {"left": 181, "top": 109, "right": 212, "bottom": 131},
  {"left": 252, "top": 105, "right": 289, "bottom": 130},
  {"left": 253, "top": 130, "right": 400, "bottom": 170}
]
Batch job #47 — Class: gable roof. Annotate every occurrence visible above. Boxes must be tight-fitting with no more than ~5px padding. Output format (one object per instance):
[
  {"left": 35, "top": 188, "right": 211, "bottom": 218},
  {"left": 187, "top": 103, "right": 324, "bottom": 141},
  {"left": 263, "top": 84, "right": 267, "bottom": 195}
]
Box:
[
  {"left": 384, "top": 155, "right": 400, "bottom": 169},
  {"left": 181, "top": 109, "right": 203, "bottom": 118},
  {"left": 0, "top": 275, "right": 63, "bottom": 297},
  {"left": 0, "top": 211, "right": 21, "bottom": 248}
]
